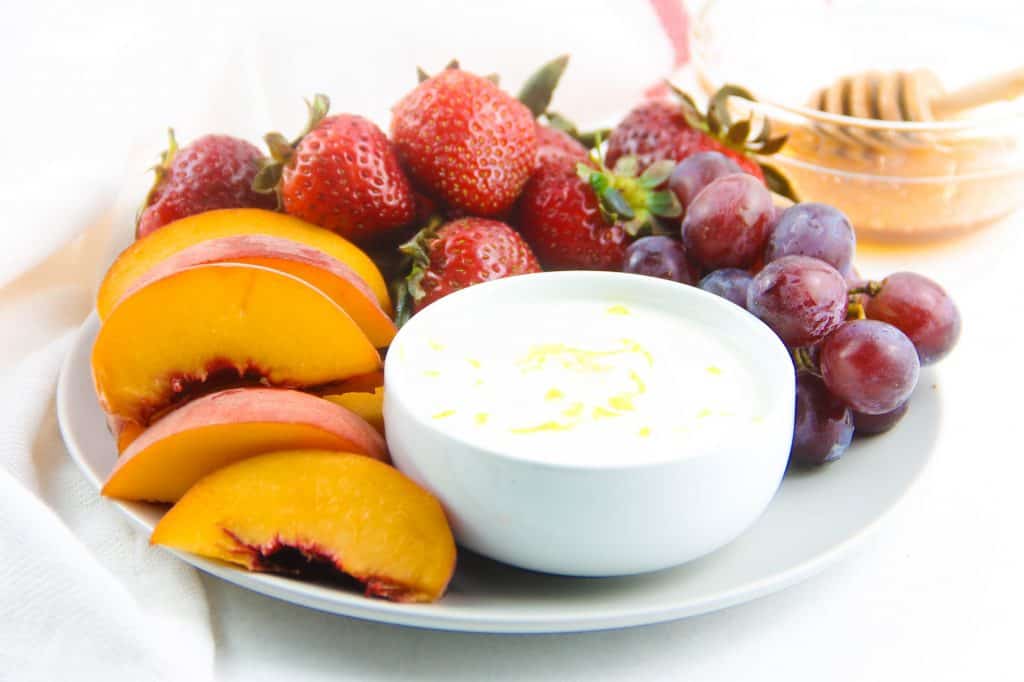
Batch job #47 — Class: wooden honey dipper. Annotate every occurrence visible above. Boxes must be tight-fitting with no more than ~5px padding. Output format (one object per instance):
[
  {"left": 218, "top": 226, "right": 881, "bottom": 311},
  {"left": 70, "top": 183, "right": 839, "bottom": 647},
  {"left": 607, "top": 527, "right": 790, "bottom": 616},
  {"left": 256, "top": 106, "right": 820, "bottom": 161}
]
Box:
[{"left": 807, "top": 67, "right": 1024, "bottom": 147}]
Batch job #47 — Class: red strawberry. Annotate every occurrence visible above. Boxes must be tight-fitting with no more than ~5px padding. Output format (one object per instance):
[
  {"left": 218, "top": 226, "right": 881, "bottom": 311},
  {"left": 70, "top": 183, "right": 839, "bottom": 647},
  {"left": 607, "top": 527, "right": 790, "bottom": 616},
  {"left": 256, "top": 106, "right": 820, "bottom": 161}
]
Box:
[
  {"left": 391, "top": 67, "right": 537, "bottom": 216},
  {"left": 535, "top": 123, "right": 588, "bottom": 162},
  {"left": 607, "top": 100, "right": 763, "bottom": 179},
  {"left": 606, "top": 85, "right": 797, "bottom": 199},
  {"left": 692, "top": 133, "right": 764, "bottom": 177},
  {"left": 514, "top": 153, "right": 681, "bottom": 271},
  {"left": 400, "top": 218, "right": 541, "bottom": 314},
  {"left": 254, "top": 95, "right": 415, "bottom": 244},
  {"left": 137, "top": 131, "right": 275, "bottom": 238},
  {"left": 515, "top": 155, "right": 627, "bottom": 271},
  {"left": 607, "top": 101, "right": 707, "bottom": 170}
]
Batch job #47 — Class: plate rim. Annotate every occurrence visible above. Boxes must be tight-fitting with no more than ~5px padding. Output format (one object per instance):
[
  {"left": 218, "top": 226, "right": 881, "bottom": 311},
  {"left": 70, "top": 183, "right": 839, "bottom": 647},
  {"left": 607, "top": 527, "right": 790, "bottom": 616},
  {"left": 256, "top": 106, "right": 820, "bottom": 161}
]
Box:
[{"left": 57, "top": 312, "right": 934, "bottom": 633}]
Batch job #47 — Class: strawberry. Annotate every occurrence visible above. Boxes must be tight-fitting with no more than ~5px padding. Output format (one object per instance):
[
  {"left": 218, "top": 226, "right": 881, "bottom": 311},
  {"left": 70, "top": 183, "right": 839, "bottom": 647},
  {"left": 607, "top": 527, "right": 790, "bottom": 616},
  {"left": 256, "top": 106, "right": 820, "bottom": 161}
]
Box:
[
  {"left": 254, "top": 95, "right": 415, "bottom": 244},
  {"left": 137, "top": 130, "right": 275, "bottom": 238},
  {"left": 398, "top": 218, "right": 541, "bottom": 315},
  {"left": 607, "top": 101, "right": 710, "bottom": 172},
  {"left": 514, "top": 152, "right": 681, "bottom": 271},
  {"left": 391, "top": 66, "right": 537, "bottom": 216},
  {"left": 606, "top": 85, "right": 798, "bottom": 200},
  {"left": 535, "top": 123, "right": 588, "bottom": 162}
]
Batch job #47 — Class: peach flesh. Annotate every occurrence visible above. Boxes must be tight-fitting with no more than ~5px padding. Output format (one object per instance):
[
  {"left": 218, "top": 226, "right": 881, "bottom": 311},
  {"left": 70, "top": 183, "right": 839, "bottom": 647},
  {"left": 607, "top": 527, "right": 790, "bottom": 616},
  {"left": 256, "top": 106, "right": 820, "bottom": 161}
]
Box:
[
  {"left": 96, "top": 208, "right": 391, "bottom": 318},
  {"left": 151, "top": 450, "right": 457, "bottom": 603},
  {"left": 324, "top": 388, "right": 384, "bottom": 436},
  {"left": 92, "top": 262, "right": 380, "bottom": 426},
  {"left": 121, "top": 234, "right": 395, "bottom": 348}
]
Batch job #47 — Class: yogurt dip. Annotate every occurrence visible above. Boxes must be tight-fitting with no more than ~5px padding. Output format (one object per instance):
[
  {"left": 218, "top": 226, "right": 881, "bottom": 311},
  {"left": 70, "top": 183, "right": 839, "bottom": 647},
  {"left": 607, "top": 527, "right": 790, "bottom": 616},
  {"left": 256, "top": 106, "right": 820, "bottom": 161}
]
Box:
[
  {"left": 390, "top": 297, "right": 767, "bottom": 466},
  {"left": 384, "top": 271, "right": 794, "bottom": 575}
]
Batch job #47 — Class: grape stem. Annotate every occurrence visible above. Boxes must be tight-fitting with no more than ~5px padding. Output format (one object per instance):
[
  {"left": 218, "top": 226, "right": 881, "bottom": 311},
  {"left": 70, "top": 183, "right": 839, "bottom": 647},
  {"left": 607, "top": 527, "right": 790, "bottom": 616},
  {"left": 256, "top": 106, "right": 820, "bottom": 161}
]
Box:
[
  {"left": 846, "top": 301, "right": 866, "bottom": 320},
  {"left": 792, "top": 347, "right": 820, "bottom": 375},
  {"left": 848, "top": 280, "right": 884, "bottom": 297}
]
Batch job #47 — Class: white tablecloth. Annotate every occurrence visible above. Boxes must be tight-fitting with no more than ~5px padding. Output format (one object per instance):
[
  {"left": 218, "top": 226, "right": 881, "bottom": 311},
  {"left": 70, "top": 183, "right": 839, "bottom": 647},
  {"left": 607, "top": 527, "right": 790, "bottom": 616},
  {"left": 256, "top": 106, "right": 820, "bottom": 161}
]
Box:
[{"left": 2, "top": 1, "right": 1021, "bottom": 680}]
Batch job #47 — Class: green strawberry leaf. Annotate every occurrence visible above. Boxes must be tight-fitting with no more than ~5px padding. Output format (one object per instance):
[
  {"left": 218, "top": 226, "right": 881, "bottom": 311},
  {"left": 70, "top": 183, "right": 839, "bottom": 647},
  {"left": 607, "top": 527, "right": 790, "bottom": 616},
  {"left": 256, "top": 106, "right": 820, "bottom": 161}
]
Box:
[
  {"left": 612, "top": 155, "right": 639, "bottom": 178},
  {"left": 761, "top": 163, "right": 800, "bottom": 202},
  {"left": 755, "top": 134, "right": 789, "bottom": 156},
  {"left": 444, "top": 59, "right": 460, "bottom": 70},
  {"left": 637, "top": 159, "right": 676, "bottom": 189},
  {"left": 263, "top": 132, "right": 293, "bottom": 163},
  {"left": 599, "top": 186, "right": 635, "bottom": 220},
  {"left": 398, "top": 217, "right": 444, "bottom": 311},
  {"left": 416, "top": 66, "right": 430, "bottom": 83},
  {"left": 726, "top": 119, "right": 752, "bottom": 147},
  {"left": 575, "top": 128, "right": 611, "bottom": 149},
  {"left": 545, "top": 111, "right": 609, "bottom": 150},
  {"left": 517, "top": 54, "right": 569, "bottom": 117},
  {"left": 251, "top": 160, "right": 284, "bottom": 194},
  {"left": 576, "top": 161, "right": 597, "bottom": 184},
  {"left": 709, "top": 84, "right": 756, "bottom": 134},
  {"left": 391, "top": 279, "right": 415, "bottom": 328},
  {"left": 136, "top": 128, "right": 180, "bottom": 234},
  {"left": 484, "top": 73, "right": 500, "bottom": 86},
  {"left": 666, "top": 82, "right": 708, "bottom": 131},
  {"left": 159, "top": 128, "right": 179, "bottom": 169},
  {"left": 621, "top": 216, "right": 644, "bottom": 237},
  {"left": 305, "top": 94, "right": 330, "bottom": 131},
  {"left": 645, "top": 190, "right": 683, "bottom": 218}
]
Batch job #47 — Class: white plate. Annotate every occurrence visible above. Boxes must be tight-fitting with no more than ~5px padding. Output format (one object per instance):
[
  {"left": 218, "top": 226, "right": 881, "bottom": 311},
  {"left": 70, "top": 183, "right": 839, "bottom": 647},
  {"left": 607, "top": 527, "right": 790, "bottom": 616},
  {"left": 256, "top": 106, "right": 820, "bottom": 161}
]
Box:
[{"left": 58, "top": 312, "right": 939, "bottom": 633}]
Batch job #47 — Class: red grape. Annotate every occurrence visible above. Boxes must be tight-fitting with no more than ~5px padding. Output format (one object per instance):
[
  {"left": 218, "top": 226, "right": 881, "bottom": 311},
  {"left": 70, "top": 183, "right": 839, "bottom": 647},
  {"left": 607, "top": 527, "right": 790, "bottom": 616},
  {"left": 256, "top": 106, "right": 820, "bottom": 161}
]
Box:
[
  {"left": 864, "top": 272, "right": 960, "bottom": 365},
  {"left": 820, "top": 320, "right": 920, "bottom": 414},
  {"left": 853, "top": 401, "right": 909, "bottom": 435},
  {"left": 747, "top": 255, "right": 848, "bottom": 347},
  {"left": 622, "top": 236, "right": 700, "bottom": 285},
  {"left": 668, "top": 151, "right": 742, "bottom": 210},
  {"left": 681, "top": 173, "right": 773, "bottom": 270},
  {"left": 699, "top": 268, "right": 753, "bottom": 307},
  {"left": 791, "top": 371, "right": 854, "bottom": 466},
  {"left": 764, "top": 202, "right": 855, "bottom": 273}
]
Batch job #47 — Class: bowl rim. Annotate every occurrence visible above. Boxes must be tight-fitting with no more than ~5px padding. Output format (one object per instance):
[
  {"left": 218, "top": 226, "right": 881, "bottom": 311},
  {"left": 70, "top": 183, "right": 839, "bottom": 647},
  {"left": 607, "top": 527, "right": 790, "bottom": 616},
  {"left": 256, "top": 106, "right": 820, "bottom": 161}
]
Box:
[
  {"left": 691, "top": 0, "right": 1024, "bottom": 134},
  {"left": 384, "top": 270, "right": 795, "bottom": 473}
]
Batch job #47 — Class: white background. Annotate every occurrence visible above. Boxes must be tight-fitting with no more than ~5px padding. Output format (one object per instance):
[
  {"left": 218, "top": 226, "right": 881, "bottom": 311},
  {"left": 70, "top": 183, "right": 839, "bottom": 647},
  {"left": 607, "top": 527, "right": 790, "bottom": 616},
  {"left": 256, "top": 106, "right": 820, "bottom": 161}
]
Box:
[{"left": 2, "top": 1, "right": 1023, "bottom": 680}]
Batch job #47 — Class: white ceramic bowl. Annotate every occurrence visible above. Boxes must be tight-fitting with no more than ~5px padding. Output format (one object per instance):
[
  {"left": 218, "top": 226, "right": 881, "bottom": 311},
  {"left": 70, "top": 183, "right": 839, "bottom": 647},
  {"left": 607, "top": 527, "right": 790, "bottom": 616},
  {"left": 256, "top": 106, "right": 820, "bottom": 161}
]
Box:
[{"left": 384, "top": 272, "right": 795, "bottom": 577}]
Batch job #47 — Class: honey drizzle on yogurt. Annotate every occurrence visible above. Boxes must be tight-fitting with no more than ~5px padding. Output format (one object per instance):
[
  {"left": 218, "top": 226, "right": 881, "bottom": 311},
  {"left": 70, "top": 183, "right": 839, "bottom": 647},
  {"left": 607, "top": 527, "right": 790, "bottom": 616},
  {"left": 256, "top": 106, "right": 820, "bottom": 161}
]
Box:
[{"left": 397, "top": 299, "right": 764, "bottom": 461}]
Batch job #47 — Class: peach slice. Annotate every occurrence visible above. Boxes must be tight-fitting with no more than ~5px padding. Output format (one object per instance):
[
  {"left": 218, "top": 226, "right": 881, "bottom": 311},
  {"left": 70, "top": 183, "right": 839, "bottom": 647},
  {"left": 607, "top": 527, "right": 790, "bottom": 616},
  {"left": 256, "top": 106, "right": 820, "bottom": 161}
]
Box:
[
  {"left": 324, "top": 387, "right": 385, "bottom": 436},
  {"left": 325, "top": 369, "right": 384, "bottom": 393},
  {"left": 103, "top": 388, "right": 387, "bottom": 502},
  {"left": 125, "top": 234, "right": 395, "bottom": 348},
  {"left": 151, "top": 450, "right": 457, "bottom": 603},
  {"left": 108, "top": 414, "right": 144, "bottom": 452},
  {"left": 97, "top": 208, "right": 391, "bottom": 318},
  {"left": 92, "top": 262, "right": 380, "bottom": 426}
]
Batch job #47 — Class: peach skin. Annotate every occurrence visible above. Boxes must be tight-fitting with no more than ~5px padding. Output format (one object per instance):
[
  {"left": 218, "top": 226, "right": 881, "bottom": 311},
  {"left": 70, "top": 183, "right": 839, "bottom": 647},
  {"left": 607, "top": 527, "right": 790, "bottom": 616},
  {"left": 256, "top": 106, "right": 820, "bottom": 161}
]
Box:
[
  {"left": 92, "top": 262, "right": 380, "bottom": 427},
  {"left": 107, "top": 414, "right": 144, "bottom": 452},
  {"left": 122, "top": 234, "right": 396, "bottom": 347},
  {"left": 103, "top": 388, "right": 387, "bottom": 502},
  {"left": 96, "top": 208, "right": 391, "bottom": 318},
  {"left": 151, "top": 450, "right": 457, "bottom": 603}
]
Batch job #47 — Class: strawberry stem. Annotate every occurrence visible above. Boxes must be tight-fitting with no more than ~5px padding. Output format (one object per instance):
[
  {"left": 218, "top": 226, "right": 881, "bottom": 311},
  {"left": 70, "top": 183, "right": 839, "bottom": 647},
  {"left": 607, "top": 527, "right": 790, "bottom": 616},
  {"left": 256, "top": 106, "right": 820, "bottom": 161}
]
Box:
[
  {"left": 252, "top": 94, "right": 331, "bottom": 199},
  {"left": 665, "top": 82, "right": 799, "bottom": 201}
]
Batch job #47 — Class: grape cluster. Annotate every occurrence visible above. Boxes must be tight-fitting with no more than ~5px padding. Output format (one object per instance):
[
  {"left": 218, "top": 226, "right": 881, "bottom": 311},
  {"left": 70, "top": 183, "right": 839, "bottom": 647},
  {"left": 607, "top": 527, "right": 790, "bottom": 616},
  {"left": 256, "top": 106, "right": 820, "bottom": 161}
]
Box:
[{"left": 620, "top": 152, "right": 961, "bottom": 467}]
